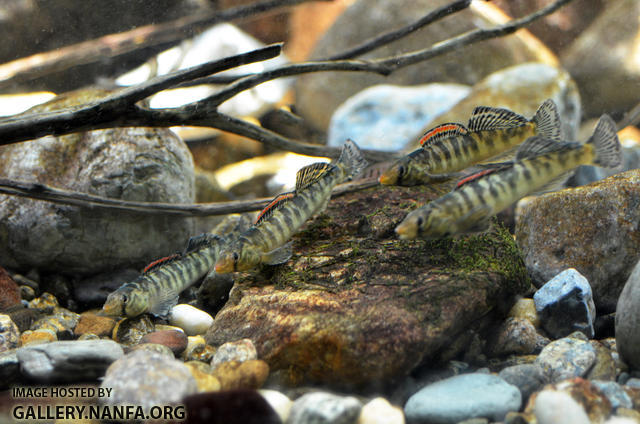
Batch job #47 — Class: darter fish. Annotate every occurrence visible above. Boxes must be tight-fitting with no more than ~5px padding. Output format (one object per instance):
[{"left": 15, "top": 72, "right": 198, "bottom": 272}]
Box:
[
  {"left": 395, "top": 115, "right": 621, "bottom": 239},
  {"left": 214, "top": 139, "right": 368, "bottom": 273},
  {"left": 379, "top": 99, "right": 561, "bottom": 186}
]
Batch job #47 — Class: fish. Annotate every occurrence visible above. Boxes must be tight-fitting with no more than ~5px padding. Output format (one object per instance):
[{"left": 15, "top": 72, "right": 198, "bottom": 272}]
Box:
[
  {"left": 395, "top": 115, "right": 621, "bottom": 240},
  {"left": 379, "top": 99, "right": 562, "bottom": 186},
  {"left": 214, "top": 139, "right": 368, "bottom": 273},
  {"left": 102, "top": 233, "right": 227, "bottom": 317}
]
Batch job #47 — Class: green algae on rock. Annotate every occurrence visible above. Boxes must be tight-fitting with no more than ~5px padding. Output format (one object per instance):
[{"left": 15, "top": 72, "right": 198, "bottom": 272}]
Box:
[{"left": 206, "top": 184, "right": 529, "bottom": 389}]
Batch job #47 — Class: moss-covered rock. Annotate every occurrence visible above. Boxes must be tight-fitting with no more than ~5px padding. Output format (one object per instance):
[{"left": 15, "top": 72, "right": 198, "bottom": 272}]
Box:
[{"left": 206, "top": 184, "right": 529, "bottom": 389}]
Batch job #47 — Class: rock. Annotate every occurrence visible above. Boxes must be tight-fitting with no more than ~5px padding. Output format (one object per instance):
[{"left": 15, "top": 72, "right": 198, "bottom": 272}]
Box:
[
  {"left": 498, "top": 364, "right": 547, "bottom": 401},
  {"left": 259, "top": 389, "right": 293, "bottom": 423},
  {"left": 0, "top": 350, "right": 20, "bottom": 390},
  {"left": 586, "top": 341, "right": 617, "bottom": 381},
  {"left": 0, "top": 267, "right": 21, "bottom": 312},
  {"left": 295, "top": 0, "right": 557, "bottom": 130},
  {"left": 288, "top": 392, "right": 362, "bottom": 424},
  {"left": 74, "top": 312, "right": 116, "bottom": 338},
  {"left": 415, "top": 63, "right": 581, "bottom": 149},
  {"left": 535, "top": 334, "right": 597, "bottom": 383},
  {"left": 357, "top": 397, "right": 405, "bottom": 424},
  {"left": 111, "top": 315, "right": 154, "bottom": 346},
  {"left": 405, "top": 373, "right": 521, "bottom": 423},
  {"left": 184, "top": 361, "right": 221, "bottom": 392},
  {"left": 183, "top": 335, "right": 216, "bottom": 363},
  {"left": 168, "top": 304, "right": 214, "bottom": 336},
  {"left": 561, "top": 0, "right": 640, "bottom": 119},
  {"left": 327, "top": 83, "right": 471, "bottom": 151},
  {"left": 616, "top": 259, "right": 640, "bottom": 370},
  {"left": 516, "top": 169, "right": 640, "bottom": 312},
  {"left": 591, "top": 381, "right": 633, "bottom": 411},
  {"left": 184, "top": 389, "right": 281, "bottom": 424},
  {"left": 207, "top": 185, "right": 529, "bottom": 388},
  {"left": 101, "top": 349, "right": 197, "bottom": 411},
  {"left": 489, "top": 317, "right": 538, "bottom": 357},
  {"left": 140, "top": 329, "right": 188, "bottom": 356},
  {"left": 30, "top": 308, "right": 80, "bottom": 340},
  {"left": 533, "top": 268, "right": 596, "bottom": 339},
  {"left": 211, "top": 338, "right": 258, "bottom": 369},
  {"left": 6, "top": 308, "right": 43, "bottom": 333},
  {"left": 18, "top": 329, "right": 57, "bottom": 347},
  {"left": 507, "top": 298, "right": 540, "bottom": 328},
  {"left": 72, "top": 268, "right": 139, "bottom": 308},
  {"left": 0, "top": 89, "right": 195, "bottom": 274},
  {"left": 129, "top": 343, "right": 175, "bottom": 358},
  {"left": 28, "top": 292, "right": 59, "bottom": 314},
  {"left": 0, "top": 315, "right": 19, "bottom": 352},
  {"left": 533, "top": 390, "right": 590, "bottom": 424},
  {"left": 17, "top": 339, "right": 124, "bottom": 383},
  {"left": 212, "top": 359, "right": 269, "bottom": 391}
]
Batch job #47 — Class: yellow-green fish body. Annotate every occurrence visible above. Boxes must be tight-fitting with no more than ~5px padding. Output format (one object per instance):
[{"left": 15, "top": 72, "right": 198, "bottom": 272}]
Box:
[
  {"left": 396, "top": 115, "right": 621, "bottom": 239},
  {"left": 380, "top": 99, "right": 561, "bottom": 186},
  {"left": 214, "top": 139, "right": 367, "bottom": 273}
]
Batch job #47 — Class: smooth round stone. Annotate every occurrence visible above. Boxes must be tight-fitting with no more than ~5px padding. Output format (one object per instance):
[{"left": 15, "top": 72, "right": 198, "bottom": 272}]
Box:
[
  {"left": 168, "top": 304, "right": 214, "bottom": 336},
  {"left": 490, "top": 317, "right": 538, "bottom": 356},
  {"left": 498, "top": 364, "right": 547, "bottom": 401},
  {"left": 616, "top": 259, "right": 640, "bottom": 370},
  {"left": 507, "top": 298, "right": 540, "bottom": 328},
  {"left": 357, "top": 397, "right": 404, "bottom": 424},
  {"left": 0, "top": 314, "right": 19, "bottom": 352},
  {"left": 211, "top": 338, "right": 257, "bottom": 369},
  {"left": 404, "top": 373, "right": 521, "bottom": 424},
  {"left": 211, "top": 359, "right": 269, "bottom": 391},
  {"left": 184, "top": 361, "right": 221, "bottom": 392},
  {"left": 18, "top": 329, "right": 57, "bottom": 347},
  {"left": 259, "top": 389, "right": 293, "bottom": 423},
  {"left": 534, "top": 390, "right": 590, "bottom": 424},
  {"left": 140, "top": 329, "right": 188, "bottom": 356},
  {"left": 74, "top": 312, "right": 116, "bottom": 338},
  {"left": 288, "top": 392, "right": 362, "bottom": 424},
  {"left": 535, "top": 335, "right": 596, "bottom": 383},
  {"left": 182, "top": 335, "right": 215, "bottom": 363}
]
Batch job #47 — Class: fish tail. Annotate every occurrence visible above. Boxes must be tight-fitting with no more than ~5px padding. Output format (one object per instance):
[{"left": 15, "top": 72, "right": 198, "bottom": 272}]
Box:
[
  {"left": 531, "top": 99, "right": 562, "bottom": 141},
  {"left": 588, "top": 114, "right": 622, "bottom": 169},
  {"left": 337, "top": 139, "right": 368, "bottom": 180}
]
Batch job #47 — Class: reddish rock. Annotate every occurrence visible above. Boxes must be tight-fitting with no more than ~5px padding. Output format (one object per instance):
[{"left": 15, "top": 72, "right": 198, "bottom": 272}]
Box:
[
  {"left": 0, "top": 267, "right": 21, "bottom": 312},
  {"left": 74, "top": 313, "right": 116, "bottom": 338},
  {"left": 140, "top": 330, "right": 188, "bottom": 356}
]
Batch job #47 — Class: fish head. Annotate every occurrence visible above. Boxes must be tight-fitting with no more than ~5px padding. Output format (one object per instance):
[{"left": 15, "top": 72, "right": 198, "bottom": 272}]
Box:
[
  {"left": 379, "top": 159, "right": 407, "bottom": 185},
  {"left": 102, "top": 286, "right": 148, "bottom": 318},
  {"left": 215, "top": 242, "right": 261, "bottom": 273},
  {"left": 396, "top": 207, "right": 452, "bottom": 240}
]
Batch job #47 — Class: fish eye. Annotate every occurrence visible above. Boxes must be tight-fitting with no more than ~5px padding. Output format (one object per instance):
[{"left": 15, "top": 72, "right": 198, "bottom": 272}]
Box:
[
  {"left": 121, "top": 294, "right": 128, "bottom": 304},
  {"left": 232, "top": 252, "right": 239, "bottom": 262},
  {"left": 416, "top": 217, "right": 424, "bottom": 227},
  {"left": 398, "top": 165, "right": 406, "bottom": 177}
]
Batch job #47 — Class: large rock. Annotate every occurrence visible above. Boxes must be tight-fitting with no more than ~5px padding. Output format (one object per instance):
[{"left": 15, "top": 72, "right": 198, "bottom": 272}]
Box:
[
  {"left": 206, "top": 184, "right": 530, "bottom": 389},
  {"left": 0, "top": 89, "right": 195, "bottom": 274},
  {"left": 616, "top": 259, "right": 640, "bottom": 371},
  {"left": 515, "top": 170, "right": 640, "bottom": 312},
  {"left": 295, "top": 0, "right": 557, "bottom": 131}
]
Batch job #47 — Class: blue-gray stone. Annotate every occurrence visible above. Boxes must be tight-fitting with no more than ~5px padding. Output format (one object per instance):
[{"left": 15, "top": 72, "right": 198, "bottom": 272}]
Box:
[
  {"left": 404, "top": 373, "right": 521, "bottom": 424},
  {"left": 534, "top": 335, "right": 596, "bottom": 383},
  {"left": 498, "top": 364, "right": 547, "bottom": 400},
  {"left": 327, "top": 83, "right": 470, "bottom": 151},
  {"left": 591, "top": 380, "right": 633, "bottom": 410},
  {"left": 533, "top": 268, "right": 596, "bottom": 339}
]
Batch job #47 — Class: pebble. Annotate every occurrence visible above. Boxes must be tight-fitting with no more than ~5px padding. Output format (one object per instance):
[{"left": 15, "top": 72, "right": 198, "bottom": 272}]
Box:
[
  {"left": 28, "top": 292, "right": 59, "bottom": 314},
  {"left": 19, "top": 285, "right": 35, "bottom": 301},
  {"left": 183, "top": 335, "right": 216, "bottom": 363},
  {"left": 17, "top": 339, "right": 124, "bottom": 383},
  {"left": 6, "top": 307, "right": 43, "bottom": 332},
  {"left": 211, "top": 338, "right": 257, "bottom": 369},
  {"left": 288, "top": 392, "right": 362, "bottom": 424},
  {"left": 591, "top": 381, "right": 633, "bottom": 410},
  {"left": 586, "top": 340, "right": 617, "bottom": 381},
  {"left": 490, "top": 317, "right": 538, "bottom": 356},
  {"left": 111, "top": 315, "right": 154, "bottom": 345},
  {"left": 30, "top": 308, "right": 80, "bottom": 340},
  {"left": 184, "top": 361, "right": 221, "bottom": 392},
  {"left": 404, "top": 373, "right": 521, "bottom": 423},
  {"left": 507, "top": 298, "right": 540, "bottom": 328},
  {"left": 535, "top": 333, "right": 597, "bottom": 382},
  {"left": 129, "top": 342, "right": 174, "bottom": 358},
  {"left": 212, "top": 359, "right": 269, "bottom": 391},
  {"left": 101, "top": 349, "right": 197, "bottom": 411},
  {"left": 533, "top": 390, "right": 590, "bottom": 424},
  {"left": 140, "top": 329, "right": 188, "bottom": 356},
  {"left": 357, "top": 397, "right": 405, "bottom": 424},
  {"left": 74, "top": 312, "right": 116, "bottom": 337},
  {"left": 168, "top": 303, "right": 214, "bottom": 336},
  {"left": 18, "top": 328, "right": 57, "bottom": 347},
  {"left": 184, "top": 389, "right": 281, "bottom": 424},
  {"left": 498, "top": 364, "right": 547, "bottom": 401},
  {"left": 0, "top": 314, "right": 19, "bottom": 352},
  {"left": 615, "top": 258, "right": 640, "bottom": 370},
  {"left": 533, "top": 268, "right": 596, "bottom": 339},
  {"left": 259, "top": 389, "right": 293, "bottom": 423}
]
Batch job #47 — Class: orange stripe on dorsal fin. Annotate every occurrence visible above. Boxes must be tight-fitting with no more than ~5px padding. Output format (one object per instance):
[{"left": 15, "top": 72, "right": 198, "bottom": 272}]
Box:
[
  {"left": 142, "top": 253, "right": 180, "bottom": 274},
  {"left": 454, "top": 163, "right": 511, "bottom": 190},
  {"left": 255, "top": 192, "right": 295, "bottom": 225},
  {"left": 295, "top": 162, "right": 333, "bottom": 191},
  {"left": 419, "top": 123, "right": 468, "bottom": 147}
]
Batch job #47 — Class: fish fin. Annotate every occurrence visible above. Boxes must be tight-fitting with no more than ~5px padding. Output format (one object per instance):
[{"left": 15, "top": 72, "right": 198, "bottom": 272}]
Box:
[
  {"left": 262, "top": 241, "right": 293, "bottom": 266},
  {"left": 454, "top": 164, "right": 509, "bottom": 190},
  {"left": 459, "top": 204, "right": 493, "bottom": 233},
  {"left": 419, "top": 123, "right": 469, "bottom": 147},
  {"left": 588, "top": 115, "right": 622, "bottom": 169},
  {"left": 515, "top": 136, "right": 570, "bottom": 160},
  {"left": 295, "top": 163, "right": 333, "bottom": 191},
  {"left": 336, "top": 139, "right": 368, "bottom": 181},
  {"left": 255, "top": 192, "right": 295, "bottom": 225},
  {"left": 185, "top": 233, "right": 225, "bottom": 253},
  {"left": 468, "top": 106, "right": 528, "bottom": 131},
  {"left": 532, "top": 99, "right": 562, "bottom": 141},
  {"left": 142, "top": 254, "right": 180, "bottom": 274},
  {"left": 529, "top": 172, "right": 572, "bottom": 195},
  {"left": 148, "top": 289, "right": 179, "bottom": 317}
]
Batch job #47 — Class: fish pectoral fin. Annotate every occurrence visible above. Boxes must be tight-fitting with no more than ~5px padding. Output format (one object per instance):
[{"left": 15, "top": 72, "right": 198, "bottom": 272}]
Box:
[
  {"left": 468, "top": 106, "right": 527, "bottom": 131},
  {"left": 262, "top": 241, "right": 293, "bottom": 266},
  {"left": 459, "top": 204, "right": 492, "bottom": 233},
  {"left": 148, "top": 289, "right": 179, "bottom": 318}
]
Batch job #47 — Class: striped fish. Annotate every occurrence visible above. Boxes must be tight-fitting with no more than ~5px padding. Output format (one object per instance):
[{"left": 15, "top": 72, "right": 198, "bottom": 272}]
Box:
[
  {"left": 395, "top": 115, "right": 621, "bottom": 239},
  {"left": 214, "top": 139, "right": 368, "bottom": 273},
  {"left": 102, "top": 233, "right": 227, "bottom": 317},
  {"left": 379, "top": 99, "right": 561, "bottom": 186}
]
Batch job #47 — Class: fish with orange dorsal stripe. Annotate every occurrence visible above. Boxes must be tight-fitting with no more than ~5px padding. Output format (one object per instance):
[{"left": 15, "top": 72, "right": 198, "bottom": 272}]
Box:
[
  {"left": 214, "top": 139, "right": 368, "bottom": 273},
  {"left": 379, "top": 99, "right": 562, "bottom": 186},
  {"left": 395, "top": 115, "right": 622, "bottom": 239}
]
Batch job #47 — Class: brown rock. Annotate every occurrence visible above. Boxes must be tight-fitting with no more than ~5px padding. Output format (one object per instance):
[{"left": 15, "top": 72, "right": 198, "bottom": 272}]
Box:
[
  {"left": 19, "top": 329, "right": 57, "bottom": 347},
  {"left": 207, "top": 184, "right": 530, "bottom": 388},
  {"left": 140, "top": 330, "right": 188, "bottom": 356},
  {"left": 489, "top": 317, "right": 538, "bottom": 357},
  {"left": 185, "top": 361, "right": 221, "bottom": 393},
  {"left": 74, "top": 313, "right": 116, "bottom": 338},
  {"left": 585, "top": 341, "right": 616, "bottom": 381},
  {"left": 212, "top": 360, "right": 269, "bottom": 391},
  {"left": 508, "top": 298, "right": 541, "bottom": 328},
  {"left": 0, "top": 267, "right": 21, "bottom": 312}
]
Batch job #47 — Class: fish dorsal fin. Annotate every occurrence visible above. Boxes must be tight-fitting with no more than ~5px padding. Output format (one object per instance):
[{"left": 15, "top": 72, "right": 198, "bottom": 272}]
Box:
[
  {"left": 142, "top": 253, "right": 180, "bottom": 274},
  {"left": 185, "top": 233, "right": 225, "bottom": 254},
  {"left": 516, "top": 136, "right": 568, "bottom": 160},
  {"left": 419, "top": 123, "right": 469, "bottom": 147},
  {"left": 532, "top": 99, "right": 562, "bottom": 141},
  {"left": 295, "top": 162, "right": 333, "bottom": 191},
  {"left": 255, "top": 192, "right": 295, "bottom": 225},
  {"left": 468, "top": 106, "right": 528, "bottom": 131},
  {"left": 454, "top": 163, "right": 510, "bottom": 190}
]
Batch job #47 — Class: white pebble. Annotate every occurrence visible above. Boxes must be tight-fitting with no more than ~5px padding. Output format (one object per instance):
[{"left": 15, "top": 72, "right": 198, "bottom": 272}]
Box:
[
  {"left": 604, "top": 418, "right": 639, "bottom": 424},
  {"left": 534, "top": 390, "right": 590, "bottom": 424},
  {"left": 168, "top": 304, "right": 214, "bottom": 336},
  {"left": 259, "top": 389, "right": 292, "bottom": 423},
  {"left": 358, "top": 397, "right": 405, "bottom": 424}
]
